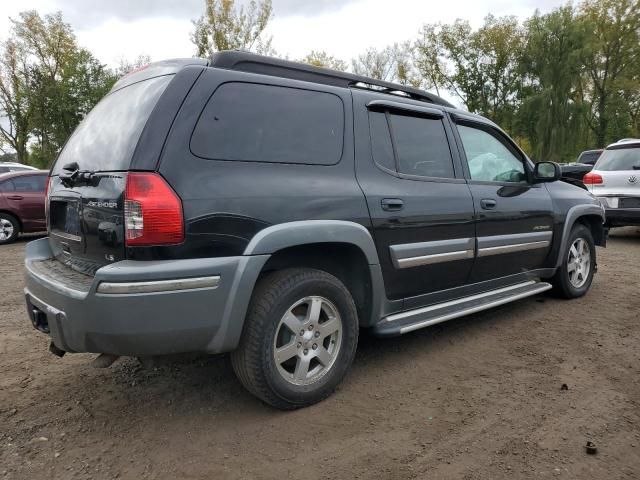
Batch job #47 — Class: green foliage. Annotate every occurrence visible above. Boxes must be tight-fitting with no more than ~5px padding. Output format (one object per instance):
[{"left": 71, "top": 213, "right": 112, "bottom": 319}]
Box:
[
  {"left": 352, "top": 43, "right": 420, "bottom": 86},
  {"left": 0, "top": 10, "right": 117, "bottom": 168},
  {"left": 415, "top": 1, "right": 639, "bottom": 160},
  {"left": 191, "top": 0, "right": 274, "bottom": 57},
  {"left": 416, "top": 15, "right": 524, "bottom": 133},
  {"left": 300, "top": 50, "right": 347, "bottom": 71}
]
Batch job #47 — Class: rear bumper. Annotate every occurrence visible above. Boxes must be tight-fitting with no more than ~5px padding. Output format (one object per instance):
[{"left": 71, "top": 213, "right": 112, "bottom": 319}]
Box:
[
  {"left": 603, "top": 208, "right": 640, "bottom": 226},
  {"left": 24, "top": 237, "right": 269, "bottom": 356}
]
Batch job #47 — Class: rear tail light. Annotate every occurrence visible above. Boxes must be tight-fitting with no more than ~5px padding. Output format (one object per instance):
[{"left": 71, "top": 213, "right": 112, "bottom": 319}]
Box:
[
  {"left": 124, "top": 173, "right": 184, "bottom": 246},
  {"left": 583, "top": 172, "right": 603, "bottom": 185}
]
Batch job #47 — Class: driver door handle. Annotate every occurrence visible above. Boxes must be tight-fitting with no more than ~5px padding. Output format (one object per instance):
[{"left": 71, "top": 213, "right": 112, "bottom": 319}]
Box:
[
  {"left": 480, "top": 198, "right": 497, "bottom": 210},
  {"left": 7, "top": 195, "right": 24, "bottom": 200},
  {"left": 381, "top": 198, "right": 404, "bottom": 211}
]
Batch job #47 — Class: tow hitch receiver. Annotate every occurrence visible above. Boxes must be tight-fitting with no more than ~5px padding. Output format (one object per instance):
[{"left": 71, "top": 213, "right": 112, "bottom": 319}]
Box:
[{"left": 30, "top": 307, "right": 49, "bottom": 334}]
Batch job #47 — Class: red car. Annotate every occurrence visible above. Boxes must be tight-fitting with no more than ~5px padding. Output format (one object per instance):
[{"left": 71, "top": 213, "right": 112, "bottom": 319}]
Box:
[{"left": 0, "top": 170, "right": 48, "bottom": 244}]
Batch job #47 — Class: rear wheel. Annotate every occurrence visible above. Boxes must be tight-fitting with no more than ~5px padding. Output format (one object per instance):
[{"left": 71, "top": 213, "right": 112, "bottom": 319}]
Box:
[
  {"left": 0, "top": 214, "right": 19, "bottom": 244},
  {"left": 231, "top": 268, "right": 359, "bottom": 410},
  {"left": 551, "top": 224, "right": 595, "bottom": 299}
]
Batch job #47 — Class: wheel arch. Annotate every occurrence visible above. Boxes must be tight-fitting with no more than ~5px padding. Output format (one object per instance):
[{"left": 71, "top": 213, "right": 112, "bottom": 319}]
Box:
[
  {"left": 555, "top": 204, "right": 605, "bottom": 268},
  {"left": 243, "top": 221, "right": 385, "bottom": 327}
]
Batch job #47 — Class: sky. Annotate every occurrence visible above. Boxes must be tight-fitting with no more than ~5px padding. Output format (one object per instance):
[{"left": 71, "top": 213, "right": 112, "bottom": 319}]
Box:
[{"left": 0, "top": 0, "right": 566, "bottom": 68}]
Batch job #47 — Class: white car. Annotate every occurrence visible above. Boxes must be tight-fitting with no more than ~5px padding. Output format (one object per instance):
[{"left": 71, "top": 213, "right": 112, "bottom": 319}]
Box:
[
  {"left": 584, "top": 139, "right": 640, "bottom": 227},
  {"left": 0, "top": 162, "right": 39, "bottom": 174}
]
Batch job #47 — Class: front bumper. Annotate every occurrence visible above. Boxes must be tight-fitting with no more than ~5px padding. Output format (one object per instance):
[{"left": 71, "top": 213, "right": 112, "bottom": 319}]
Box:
[{"left": 24, "top": 238, "right": 269, "bottom": 356}]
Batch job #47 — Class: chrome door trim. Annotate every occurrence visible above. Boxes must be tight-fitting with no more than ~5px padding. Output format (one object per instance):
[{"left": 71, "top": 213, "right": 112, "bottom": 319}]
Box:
[
  {"left": 389, "top": 238, "right": 474, "bottom": 269},
  {"left": 477, "top": 231, "right": 552, "bottom": 258}
]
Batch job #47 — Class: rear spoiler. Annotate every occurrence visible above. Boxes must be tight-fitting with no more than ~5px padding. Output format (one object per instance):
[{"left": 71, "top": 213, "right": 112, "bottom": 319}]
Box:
[{"left": 110, "top": 58, "right": 209, "bottom": 93}]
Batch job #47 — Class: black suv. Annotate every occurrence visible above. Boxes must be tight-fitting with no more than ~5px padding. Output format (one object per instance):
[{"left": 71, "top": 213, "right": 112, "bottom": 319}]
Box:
[{"left": 25, "top": 52, "right": 606, "bottom": 409}]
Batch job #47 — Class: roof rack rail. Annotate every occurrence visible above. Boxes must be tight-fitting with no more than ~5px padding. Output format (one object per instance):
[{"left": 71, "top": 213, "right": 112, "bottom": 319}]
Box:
[{"left": 209, "top": 50, "right": 454, "bottom": 108}]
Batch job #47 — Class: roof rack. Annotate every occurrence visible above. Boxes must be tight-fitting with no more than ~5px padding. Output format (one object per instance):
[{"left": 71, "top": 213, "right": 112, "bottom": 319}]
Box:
[{"left": 209, "top": 50, "right": 454, "bottom": 108}]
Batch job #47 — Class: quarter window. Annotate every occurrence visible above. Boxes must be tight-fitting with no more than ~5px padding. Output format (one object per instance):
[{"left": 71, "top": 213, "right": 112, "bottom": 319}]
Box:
[
  {"left": 191, "top": 83, "right": 344, "bottom": 165},
  {"left": 457, "top": 125, "right": 526, "bottom": 183}
]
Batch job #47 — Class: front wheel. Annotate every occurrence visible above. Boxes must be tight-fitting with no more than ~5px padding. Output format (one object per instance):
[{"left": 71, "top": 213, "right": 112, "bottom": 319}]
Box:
[
  {"left": 551, "top": 224, "right": 596, "bottom": 299},
  {"left": 231, "top": 268, "right": 359, "bottom": 410}
]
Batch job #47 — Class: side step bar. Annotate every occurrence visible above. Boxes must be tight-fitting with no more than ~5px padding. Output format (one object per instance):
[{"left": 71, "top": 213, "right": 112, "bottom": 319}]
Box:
[{"left": 374, "top": 280, "right": 552, "bottom": 336}]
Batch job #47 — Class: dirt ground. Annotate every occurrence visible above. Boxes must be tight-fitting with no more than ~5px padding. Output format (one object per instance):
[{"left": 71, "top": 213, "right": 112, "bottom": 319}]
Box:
[{"left": 1, "top": 229, "right": 639, "bottom": 480}]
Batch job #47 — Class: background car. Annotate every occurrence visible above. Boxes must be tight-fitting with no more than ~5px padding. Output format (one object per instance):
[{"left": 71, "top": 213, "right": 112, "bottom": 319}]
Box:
[
  {"left": 0, "top": 162, "right": 40, "bottom": 174},
  {"left": 583, "top": 139, "right": 640, "bottom": 227},
  {"left": 560, "top": 149, "right": 603, "bottom": 182},
  {"left": 0, "top": 170, "right": 48, "bottom": 244}
]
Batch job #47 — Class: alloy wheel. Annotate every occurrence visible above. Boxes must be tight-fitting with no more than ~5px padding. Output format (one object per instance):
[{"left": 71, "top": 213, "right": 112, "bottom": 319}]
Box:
[
  {"left": 272, "top": 296, "right": 342, "bottom": 386},
  {"left": 0, "top": 218, "right": 15, "bottom": 242},
  {"left": 567, "top": 238, "right": 591, "bottom": 288}
]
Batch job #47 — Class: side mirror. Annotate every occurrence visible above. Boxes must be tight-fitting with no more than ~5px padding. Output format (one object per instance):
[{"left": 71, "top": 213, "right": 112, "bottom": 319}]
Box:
[{"left": 533, "top": 161, "right": 561, "bottom": 183}]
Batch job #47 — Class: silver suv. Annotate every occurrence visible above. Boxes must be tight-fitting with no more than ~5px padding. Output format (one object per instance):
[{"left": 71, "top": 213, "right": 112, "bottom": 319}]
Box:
[{"left": 584, "top": 139, "right": 640, "bottom": 227}]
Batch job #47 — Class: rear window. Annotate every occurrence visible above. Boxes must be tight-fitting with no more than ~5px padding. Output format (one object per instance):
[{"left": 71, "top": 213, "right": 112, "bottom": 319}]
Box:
[
  {"left": 578, "top": 151, "right": 601, "bottom": 165},
  {"left": 595, "top": 147, "right": 640, "bottom": 171},
  {"left": 52, "top": 75, "right": 172, "bottom": 174},
  {"left": 190, "top": 82, "right": 344, "bottom": 165}
]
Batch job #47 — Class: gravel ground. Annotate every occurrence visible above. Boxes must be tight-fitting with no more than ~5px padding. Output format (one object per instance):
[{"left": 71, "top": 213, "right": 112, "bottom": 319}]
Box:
[{"left": 1, "top": 229, "right": 639, "bottom": 479}]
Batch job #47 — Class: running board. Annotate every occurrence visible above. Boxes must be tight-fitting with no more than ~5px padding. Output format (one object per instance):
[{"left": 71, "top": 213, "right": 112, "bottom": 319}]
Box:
[{"left": 374, "top": 280, "right": 552, "bottom": 336}]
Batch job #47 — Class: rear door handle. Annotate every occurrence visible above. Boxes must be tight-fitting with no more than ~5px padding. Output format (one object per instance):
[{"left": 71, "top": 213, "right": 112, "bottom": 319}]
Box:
[
  {"left": 7, "top": 195, "right": 24, "bottom": 200},
  {"left": 480, "top": 198, "right": 497, "bottom": 210},
  {"left": 381, "top": 198, "right": 404, "bottom": 211}
]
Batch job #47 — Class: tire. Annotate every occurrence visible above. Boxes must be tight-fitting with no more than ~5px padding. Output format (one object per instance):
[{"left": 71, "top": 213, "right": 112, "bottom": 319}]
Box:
[
  {"left": 0, "top": 213, "right": 19, "bottom": 245},
  {"left": 551, "top": 223, "right": 596, "bottom": 299},
  {"left": 231, "top": 268, "right": 359, "bottom": 410}
]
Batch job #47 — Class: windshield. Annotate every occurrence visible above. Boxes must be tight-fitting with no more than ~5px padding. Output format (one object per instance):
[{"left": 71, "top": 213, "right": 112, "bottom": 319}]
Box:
[
  {"left": 52, "top": 75, "right": 172, "bottom": 175},
  {"left": 595, "top": 146, "right": 640, "bottom": 171}
]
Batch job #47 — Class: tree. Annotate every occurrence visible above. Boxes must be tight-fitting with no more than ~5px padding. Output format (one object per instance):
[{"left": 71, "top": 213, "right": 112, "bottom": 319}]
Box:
[
  {"left": 416, "top": 16, "right": 524, "bottom": 132},
  {"left": 191, "top": 0, "right": 274, "bottom": 57},
  {"left": 0, "top": 38, "right": 33, "bottom": 164},
  {"left": 517, "top": 6, "right": 589, "bottom": 162},
  {"left": 352, "top": 43, "right": 419, "bottom": 86},
  {"left": 0, "top": 11, "right": 116, "bottom": 168},
  {"left": 579, "top": 0, "right": 640, "bottom": 146},
  {"left": 115, "top": 54, "right": 152, "bottom": 77},
  {"left": 300, "top": 50, "right": 347, "bottom": 71}
]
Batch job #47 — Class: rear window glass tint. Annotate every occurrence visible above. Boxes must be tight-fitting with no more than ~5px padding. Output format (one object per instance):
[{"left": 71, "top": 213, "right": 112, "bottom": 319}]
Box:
[
  {"left": 595, "top": 147, "right": 640, "bottom": 171},
  {"left": 389, "top": 114, "right": 455, "bottom": 178},
  {"left": 578, "top": 151, "right": 601, "bottom": 164},
  {"left": 368, "top": 111, "right": 395, "bottom": 171},
  {"left": 52, "top": 75, "right": 172, "bottom": 174},
  {"left": 191, "top": 83, "right": 344, "bottom": 165}
]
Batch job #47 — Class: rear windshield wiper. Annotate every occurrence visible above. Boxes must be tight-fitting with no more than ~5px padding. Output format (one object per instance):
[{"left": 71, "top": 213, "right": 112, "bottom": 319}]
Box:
[{"left": 59, "top": 162, "right": 121, "bottom": 188}]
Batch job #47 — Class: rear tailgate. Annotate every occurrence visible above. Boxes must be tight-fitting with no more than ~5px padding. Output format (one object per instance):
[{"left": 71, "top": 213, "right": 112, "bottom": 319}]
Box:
[{"left": 47, "top": 73, "right": 175, "bottom": 273}]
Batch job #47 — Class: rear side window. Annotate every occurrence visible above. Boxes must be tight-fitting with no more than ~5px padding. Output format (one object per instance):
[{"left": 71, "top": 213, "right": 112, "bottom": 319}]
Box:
[
  {"left": 368, "top": 110, "right": 455, "bottom": 179},
  {"left": 191, "top": 83, "right": 344, "bottom": 165},
  {"left": 52, "top": 75, "right": 172, "bottom": 174},
  {"left": 595, "top": 147, "right": 640, "bottom": 171},
  {"left": 2, "top": 175, "right": 46, "bottom": 192}
]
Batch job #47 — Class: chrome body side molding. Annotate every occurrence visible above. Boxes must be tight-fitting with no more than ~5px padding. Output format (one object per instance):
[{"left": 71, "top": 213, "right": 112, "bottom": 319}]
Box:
[{"left": 389, "top": 238, "right": 474, "bottom": 269}]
